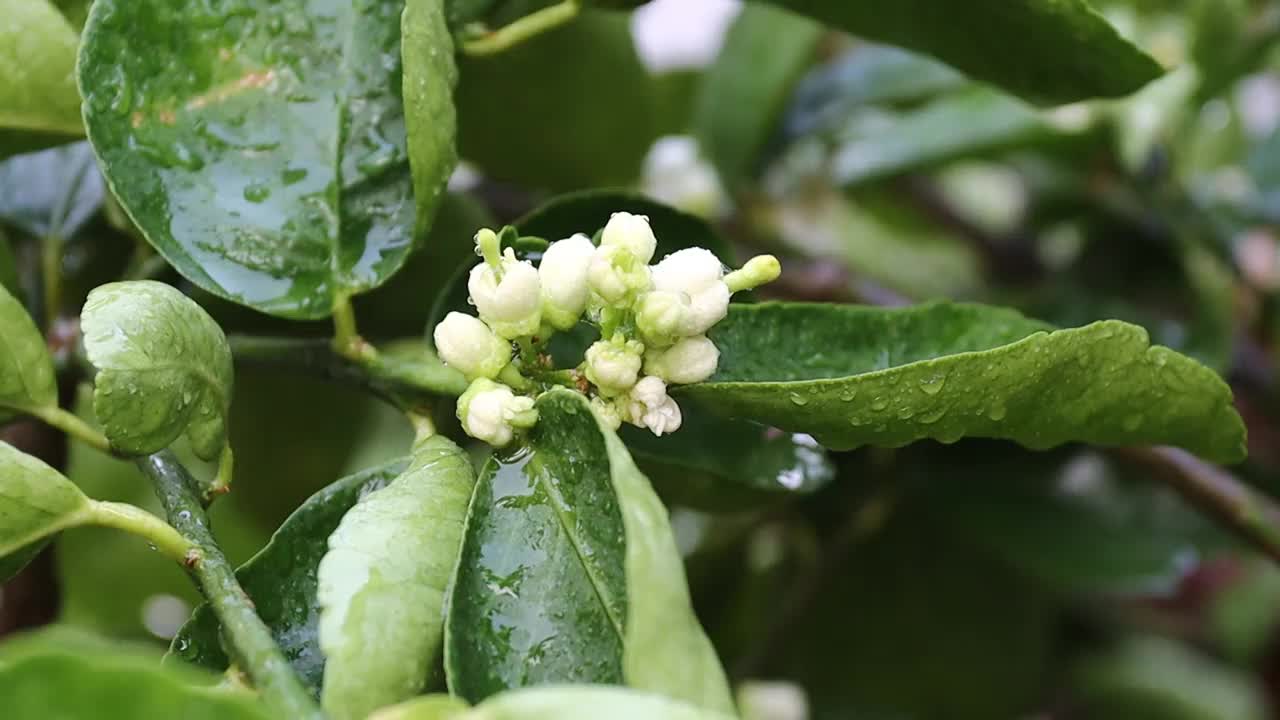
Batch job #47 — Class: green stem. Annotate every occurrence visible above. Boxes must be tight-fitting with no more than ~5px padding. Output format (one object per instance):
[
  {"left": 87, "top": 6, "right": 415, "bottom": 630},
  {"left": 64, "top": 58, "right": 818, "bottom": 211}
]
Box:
[
  {"left": 208, "top": 444, "right": 235, "bottom": 500},
  {"left": 331, "top": 294, "right": 374, "bottom": 362},
  {"left": 28, "top": 405, "right": 113, "bottom": 455},
  {"left": 138, "top": 451, "right": 320, "bottom": 720},
  {"left": 85, "top": 500, "right": 196, "bottom": 564},
  {"left": 461, "top": 0, "right": 580, "bottom": 56}
]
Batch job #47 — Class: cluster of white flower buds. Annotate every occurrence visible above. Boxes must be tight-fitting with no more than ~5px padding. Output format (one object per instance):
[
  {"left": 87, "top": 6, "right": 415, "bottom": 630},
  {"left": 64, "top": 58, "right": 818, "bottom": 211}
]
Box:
[{"left": 432, "top": 213, "right": 780, "bottom": 447}]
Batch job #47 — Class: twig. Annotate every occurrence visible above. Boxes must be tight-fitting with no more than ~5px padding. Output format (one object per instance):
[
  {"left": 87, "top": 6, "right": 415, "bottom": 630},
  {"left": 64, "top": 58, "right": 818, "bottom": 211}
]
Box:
[
  {"left": 138, "top": 451, "right": 321, "bottom": 719},
  {"left": 460, "top": 0, "right": 580, "bottom": 56}
]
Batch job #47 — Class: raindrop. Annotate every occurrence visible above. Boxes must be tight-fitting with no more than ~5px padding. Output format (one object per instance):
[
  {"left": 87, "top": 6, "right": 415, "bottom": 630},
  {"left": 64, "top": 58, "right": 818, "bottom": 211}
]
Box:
[
  {"left": 243, "top": 183, "right": 271, "bottom": 203},
  {"left": 986, "top": 404, "right": 1007, "bottom": 421},
  {"left": 869, "top": 397, "right": 888, "bottom": 411},
  {"left": 1122, "top": 413, "right": 1144, "bottom": 431},
  {"left": 789, "top": 393, "right": 808, "bottom": 406},
  {"left": 917, "top": 407, "right": 946, "bottom": 425},
  {"left": 839, "top": 388, "right": 857, "bottom": 402},
  {"left": 919, "top": 373, "right": 946, "bottom": 395}
]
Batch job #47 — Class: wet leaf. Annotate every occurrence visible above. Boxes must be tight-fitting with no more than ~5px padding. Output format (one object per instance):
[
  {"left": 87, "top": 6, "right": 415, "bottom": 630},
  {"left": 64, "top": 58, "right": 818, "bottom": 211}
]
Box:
[
  {"left": 0, "top": 142, "right": 105, "bottom": 240},
  {"left": 446, "top": 390, "right": 733, "bottom": 713},
  {"left": 0, "top": 0, "right": 83, "bottom": 158},
  {"left": 318, "top": 435, "right": 476, "bottom": 720},
  {"left": 678, "top": 302, "right": 1246, "bottom": 464},
  {"left": 81, "top": 280, "right": 233, "bottom": 460},
  {"left": 0, "top": 282, "right": 56, "bottom": 422},
  {"left": 170, "top": 458, "right": 408, "bottom": 694},
  {"left": 761, "top": 0, "right": 1163, "bottom": 103},
  {"left": 0, "top": 627, "right": 270, "bottom": 719},
  {"left": 402, "top": 0, "right": 459, "bottom": 240},
  {"left": 0, "top": 441, "right": 90, "bottom": 582},
  {"left": 78, "top": 0, "right": 435, "bottom": 319}
]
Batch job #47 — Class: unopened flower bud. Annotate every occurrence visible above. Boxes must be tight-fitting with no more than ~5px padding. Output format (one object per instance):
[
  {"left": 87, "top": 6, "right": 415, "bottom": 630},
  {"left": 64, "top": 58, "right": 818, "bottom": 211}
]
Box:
[
  {"left": 600, "top": 212, "right": 657, "bottom": 264},
  {"left": 627, "top": 376, "right": 683, "bottom": 436},
  {"left": 590, "top": 395, "right": 624, "bottom": 431},
  {"left": 432, "top": 312, "right": 512, "bottom": 380},
  {"left": 635, "top": 290, "right": 689, "bottom": 348},
  {"left": 584, "top": 339, "right": 644, "bottom": 395},
  {"left": 724, "top": 254, "right": 782, "bottom": 293},
  {"left": 651, "top": 247, "right": 730, "bottom": 336},
  {"left": 457, "top": 379, "right": 537, "bottom": 447},
  {"left": 645, "top": 335, "right": 719, "bottom": 384},
  {"left": 539, "top": 234, "right": 596, "bottom": 330},
  {"left": 469, "top": 247, "right": 542, "bottom": 339},
  {"left": 587, "top": 243, "right": 652, "bottom": 304}
]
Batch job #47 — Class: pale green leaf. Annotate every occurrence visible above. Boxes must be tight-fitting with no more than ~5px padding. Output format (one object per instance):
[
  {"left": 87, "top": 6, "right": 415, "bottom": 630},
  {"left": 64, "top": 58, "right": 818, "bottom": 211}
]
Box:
[
  {"left": 0, "top": 0, "right": 83, "bottom": 157},
  {"left": 81, "top": 280, "right": 233, "bottom": 459},
  {"left": 464, "top": 685, "right": 735, "bottom": 720},
  {"left": 403, "top": 0, "right": 460, "bottom": 240},
  {"left": 0, "top": 282, "right": 56, "bottom": 422},
  {"left": 0, "top": 441, "right": 90, "bottom": 581}
]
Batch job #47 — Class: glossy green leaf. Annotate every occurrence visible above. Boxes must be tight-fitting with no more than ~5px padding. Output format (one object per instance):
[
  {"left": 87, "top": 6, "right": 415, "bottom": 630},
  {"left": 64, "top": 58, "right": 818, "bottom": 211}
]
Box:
[
  {"left": 318, "top": 435, "right": 476, "bottom": 720},
  {"left": 446, "top": 390, "right": 733, "bottom": 713},
  {"left": 403, "top": 0, "right": 460, "bottom": 240},
  {"left": 78, "top": 0, "right": 432, "bottom": 319},
  {"left": 171, "top": 457, "right": 408, "bottom": 693},
  {"left": 0, "top": 627, "right": 270, "bottom": 720},
  {"left": 81, "top": 280, "right": 233, "bottom": 460},
  {"left": 0, "top": 441, "right": 90, "bottom": 581},
  {"left": 455, "top": 11, "right": 662, "bottom": 191},
  {"left": 694, "top": 4, "right": 822, "bottom": 191},
  {"left": 761, "top": 0, "right": 1163, "bottom": 104},
  {"left": 0, "top": 0, "right": 83, "bottom": 157},
  {"left": 0, "top": 282, "right": 56, "bottom": 422},
  {"left": 0, "top": 142, "right": 104, "bottom": 239},
  {"left": 678, "top": 302, "right": 1246, "bottom": 464}
]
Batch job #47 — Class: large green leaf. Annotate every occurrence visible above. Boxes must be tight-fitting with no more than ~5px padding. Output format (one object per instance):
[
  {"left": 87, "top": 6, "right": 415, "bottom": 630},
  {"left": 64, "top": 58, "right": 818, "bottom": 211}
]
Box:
[
  {"left": 0, "top": 627, "right": 269, "bottom": 720},
  {"left": 0, "top": 282, "right": 56, "bottom": 422},
  {"left": 694, "top": 4, "right": 822, "bottom": 191},
  {"left": 446, "top": 390, "right": 733, "bottom": 713},
  {"left": 171, "top": 458, "right": 408, "bottom": 694},
  {"left": 78, "top": 0, "right": 444, "bottom": 319},
  {"left": 81, "top": 281, "right": 233, "bottom": 460},
  {"left": 403, "top": 0, "right": 459, "bottom": 240},
  {"left": 761, "top": 0, "right": 1163, "bottom": 104},
  {"left": 677, "top": 303, "right": 1246, "bottom": 464},
  {"left": 318, "top": 435, "right": 476, "bottom": 720},
  {"left": 0, "top": 0, "right": 83, "bottom": 157},
  {"left": 0, "top": 141, "right": 104, "bottom": 239},
  {"left": 0, "top": 441, "right": 90, "bottom": 582}
]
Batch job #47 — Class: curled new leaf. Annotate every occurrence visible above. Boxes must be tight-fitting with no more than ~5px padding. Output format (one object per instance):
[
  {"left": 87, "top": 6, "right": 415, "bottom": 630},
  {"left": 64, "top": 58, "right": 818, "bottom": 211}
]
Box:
[
  {"left": 0, "top": 441, "right": 90, "bottom": 582},
  {"left": 0, "top": 283, "right": 56, "bottom": 422},
  {"left": 677, "top": 303, "right": 1247, "bottom": 464},
  {"left": 81, "top": 280, "right": 233, "bottom": 460},
  {"left": 318, "top": 435, "right": 476, "bottom": 720}
]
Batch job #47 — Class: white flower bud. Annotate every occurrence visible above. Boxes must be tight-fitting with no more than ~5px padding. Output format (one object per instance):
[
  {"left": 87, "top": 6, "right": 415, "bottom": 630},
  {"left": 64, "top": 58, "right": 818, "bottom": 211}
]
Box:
[
  {"left": 587, "top": 243, "right": 652, "bottom": 304},
  {"left": 600, "top": 212, "right": 657, "bottom": 264},
  {"left": 635, "top": 290, "right": 689, "bottom": 348},
  {"left": 590, "top": 395, "right": 624, "bottom": 431},
  {"left": 627, "top": 376, "right": 683, "bottom": 436},
  {"left": 468, "top": 247, "right": 542, "bottom": 339},
  {"left": 724, "top": 254, "right": 782, "bottom": 293},
  {"left": 645, "top": 335, "right": 719, "bottom": 384},
  {"left": 456, "top": 379, "right": 538, "bottom": 447},
  {"left": 652, "top": 247, "right": 730, "bottom": 335},
  {"left": 432, "top": 312, "right": 512, "bottom": 380},
  {"left": 584, "top": 339, "right": 644, "bottom": 395},
  {"left": 539, "top": 234, "right": 596, "bottom": 330}
]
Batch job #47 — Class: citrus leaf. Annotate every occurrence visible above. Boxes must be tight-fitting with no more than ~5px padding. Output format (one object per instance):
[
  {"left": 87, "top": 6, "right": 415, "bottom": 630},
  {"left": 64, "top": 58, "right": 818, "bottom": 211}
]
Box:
[
  {"left": 403, "top": 0, "right": 460, "bottom": 240},
  {"left": 0, "top": 627, "right": 270, "bottom": 720},
  {"left": 445, "top": 390, "right": 733, "bottom": 713},
  {"left": 170, "top": 458, "right": 408, "bottom": 694},
  {"left": 761, "top": 0, "right": 1163, "bottom": 104},
  {"left": 0, "top": 141, "right": 104, "bottom": 239},
  {"left": 78, "top": 0, "right": 432, "bottom": 319},
  {"left": 0, "top": 0, "right": 83, "bottom": 158},
  {"left": 318, "top": 435, "right": 476, "bottom": 720},
  {"left": 0, "top": 441, "right": 90, "bottom": 582},
  {"left": 466, "top": 686, "right": 735, "bottom": 720},
  {"left": 0, "top": 282, "right": 56, "bottom": 422},
  {"left": 677, "top": 303, "right": 1246, "bottom": 464},
  {"left": 81, "top": 281, "right": 233, "bottom": 460}
]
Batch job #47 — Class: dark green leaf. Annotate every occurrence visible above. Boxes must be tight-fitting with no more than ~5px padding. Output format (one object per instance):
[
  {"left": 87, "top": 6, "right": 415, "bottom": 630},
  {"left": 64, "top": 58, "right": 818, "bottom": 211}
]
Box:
[
  {"left": 79, "top": 0, "right": 430, "bottom": 319},
  {"left": 0, "top": 142, "right": 104, "bottom": 239},
  {"left": 171, "top": 457, "right": 408, "bottom": 694},
  {"left": 0, "top": 0, "right": 83, "bottom": 158},
  {"left": 403, "top": 0, "right": 460, "bottom": 240},
  {"left": 694, "top": 4, "right": 822, "bottom": 191},
  {"left": 318, "top": 435, "right": 476, "bottom": 720},
  {"left": 446, "top": 390, "right": 733, "bottom": 712},
  {"left": 678, "top": 302, "right": 1246, "bottom": 464},
  {"left": 0, "top": 627, "right": 270, "bottom": 719},
  {"left": 761, "top": 0, "right": 1163, "bottom": 103},
  {"left": 0, "top": 441, "right": 90, "bottom": 581},
  {"left": 0, "top": 282, "right": 56, "bottom": 421},
  {"left": 81, "top": 281, "right": 233, "bottom": 460},
  {"left": 455, "top": 10, "right": 662, "bottom": 191}
]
